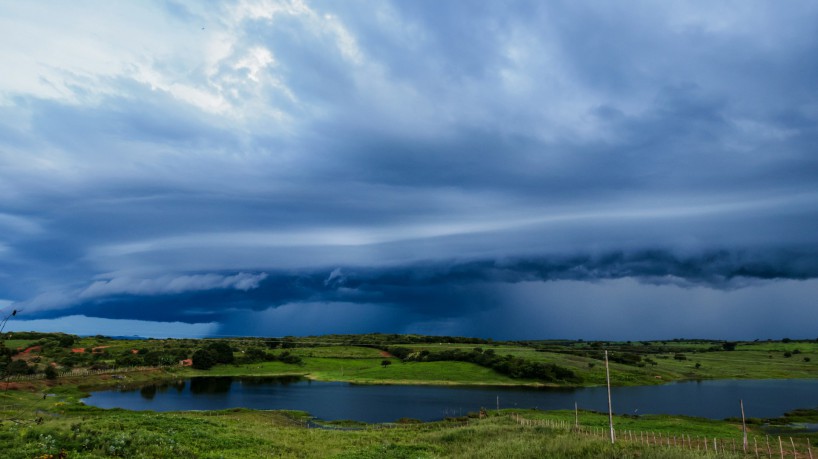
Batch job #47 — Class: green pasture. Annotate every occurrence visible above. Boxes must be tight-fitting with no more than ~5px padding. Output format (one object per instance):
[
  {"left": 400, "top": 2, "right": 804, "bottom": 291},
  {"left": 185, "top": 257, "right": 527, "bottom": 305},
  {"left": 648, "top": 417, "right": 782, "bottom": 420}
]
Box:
[
  {"left": 3, "top": 332, "right": 818, "bottom": 458},
  {"left": 405, "top": 342, "right": 818, "bottom": 386},
  {"left": 180, "top": 356, "right": 526, "bottom": 385},
  {"left": 2, "top": 339, "right": 37, "bottom": 350},
  {"left": 1, "top": 387, "right": 759, "bottom": 458}
]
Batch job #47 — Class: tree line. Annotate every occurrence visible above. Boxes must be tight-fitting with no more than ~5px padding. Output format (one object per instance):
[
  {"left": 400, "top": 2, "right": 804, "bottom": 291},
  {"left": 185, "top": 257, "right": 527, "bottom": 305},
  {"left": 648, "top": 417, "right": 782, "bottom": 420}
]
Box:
[{"left": 386, "top": 346, "right": 581, "bottom": 384}]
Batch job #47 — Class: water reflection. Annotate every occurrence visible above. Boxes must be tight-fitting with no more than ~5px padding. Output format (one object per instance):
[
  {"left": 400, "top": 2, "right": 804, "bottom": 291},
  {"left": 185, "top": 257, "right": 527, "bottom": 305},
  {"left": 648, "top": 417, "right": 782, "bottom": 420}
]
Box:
[
  {"left": 86, "top": 377, "right": 818, "bottom": 423},
  {"left": 190, "top": 377, "right": 233, "bottom": 394},
  {"left": 140, "top": 385, "right": 157, "bottom": 400},
  {"left": 240, "top": 376, "right": 302, "bottom": 386}
]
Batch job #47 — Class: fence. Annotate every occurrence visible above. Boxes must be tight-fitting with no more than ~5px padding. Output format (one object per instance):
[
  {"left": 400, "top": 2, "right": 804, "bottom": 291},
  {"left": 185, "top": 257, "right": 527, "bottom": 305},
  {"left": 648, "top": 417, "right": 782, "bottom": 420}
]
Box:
[
  {"left": 3, "top": 365, "right": 165, "bottom": 382},
  {"left": 510, "top": 413, "right": 815, "bottom": 458}
]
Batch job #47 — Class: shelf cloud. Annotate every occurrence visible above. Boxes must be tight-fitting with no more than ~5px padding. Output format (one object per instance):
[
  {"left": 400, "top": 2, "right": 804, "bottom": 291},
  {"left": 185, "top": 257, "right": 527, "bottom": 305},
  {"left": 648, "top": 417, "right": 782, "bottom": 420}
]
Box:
[{"left": 1, "top": 1, "right": 817, "bottom": 339}]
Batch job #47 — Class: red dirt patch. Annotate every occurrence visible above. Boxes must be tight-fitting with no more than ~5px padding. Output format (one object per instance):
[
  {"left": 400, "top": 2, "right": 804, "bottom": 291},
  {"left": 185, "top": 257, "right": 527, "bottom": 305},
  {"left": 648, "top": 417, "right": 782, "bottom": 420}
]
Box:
[
  {"left": 71, "top": 348, "right": 85, "bottom": 353},
  {"left": 379, "top": 351, "right": 393, "bottom": 358},
  {"left": 2, "top": 381, "right": 39, "bottom": 391},
  {"left": 20, "top": 345, "right": 42, "bottom": 354}
]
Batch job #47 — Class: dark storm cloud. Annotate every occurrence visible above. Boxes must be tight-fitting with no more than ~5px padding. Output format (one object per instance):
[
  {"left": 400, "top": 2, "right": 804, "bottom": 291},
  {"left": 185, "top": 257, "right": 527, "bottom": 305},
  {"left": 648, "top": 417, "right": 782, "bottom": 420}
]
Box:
[
  {"left": 21, "top": 247, "right": 818, "bottom": 326},
  {"left": 2, "top": 1, "right": 818, "bottom": 338}
]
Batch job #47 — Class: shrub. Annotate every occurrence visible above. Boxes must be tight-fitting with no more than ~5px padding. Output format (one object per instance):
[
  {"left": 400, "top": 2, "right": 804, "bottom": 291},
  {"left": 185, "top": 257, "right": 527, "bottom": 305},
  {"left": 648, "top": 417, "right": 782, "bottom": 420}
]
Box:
[
  {"left": 6, "top": 359, "right": 32, "bottom": 375},
  {"left": 45, "top": 365, "right": 58, "bottom": 380},
  {"left": 205, "top": 341, "right": 235, "bottom": 364},
  {"left": 277, "top": 351, "right": 302, "bottom": 365},
  {"left": 192, "top": 349, "right": 217, "bottom": 370}
]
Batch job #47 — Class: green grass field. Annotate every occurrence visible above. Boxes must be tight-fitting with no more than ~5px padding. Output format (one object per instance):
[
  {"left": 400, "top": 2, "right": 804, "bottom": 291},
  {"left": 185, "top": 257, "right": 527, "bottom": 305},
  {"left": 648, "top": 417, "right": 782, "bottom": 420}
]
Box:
[
  {"left": 0, "top": 387, "right": 769, "bottom": 458},
  {"left": 2, "top": 333, "right": 817, "bottom": 457},
  {"left": 375, "top": 341, "right": 817, "bottom": 386}
]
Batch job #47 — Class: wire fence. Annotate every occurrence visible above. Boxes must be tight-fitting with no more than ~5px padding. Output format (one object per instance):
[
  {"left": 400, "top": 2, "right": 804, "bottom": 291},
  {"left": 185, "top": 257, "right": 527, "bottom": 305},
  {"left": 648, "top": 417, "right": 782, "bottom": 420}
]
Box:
[
  {"left": 2, "top": 363, "right": 814, "bottom": 457},
  {"left": 3, "top": 365, "right": 166, "bottom": 382},
  {"left": 510, "top": 413, "right": 815, "bottom": 458}
]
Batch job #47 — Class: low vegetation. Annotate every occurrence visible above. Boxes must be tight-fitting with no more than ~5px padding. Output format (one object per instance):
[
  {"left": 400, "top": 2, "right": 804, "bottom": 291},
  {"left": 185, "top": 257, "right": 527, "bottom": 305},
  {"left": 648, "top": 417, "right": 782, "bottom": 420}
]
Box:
[
  {"left": 1, "top": 332, "right": 817, "bottom": 457},
  {"left": 3, "top": 332, "right": 818, "bottom": 387}
]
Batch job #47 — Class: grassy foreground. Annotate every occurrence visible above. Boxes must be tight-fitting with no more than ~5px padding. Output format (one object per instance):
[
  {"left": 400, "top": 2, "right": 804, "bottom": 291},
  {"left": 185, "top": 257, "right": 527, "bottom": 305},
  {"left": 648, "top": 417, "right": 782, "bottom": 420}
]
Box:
[
  {"left": 0, "top": 386, "right": 771, "bottom": 459},
  {"left": 2, "top": 333, "right": 818, "bottom": 457}
]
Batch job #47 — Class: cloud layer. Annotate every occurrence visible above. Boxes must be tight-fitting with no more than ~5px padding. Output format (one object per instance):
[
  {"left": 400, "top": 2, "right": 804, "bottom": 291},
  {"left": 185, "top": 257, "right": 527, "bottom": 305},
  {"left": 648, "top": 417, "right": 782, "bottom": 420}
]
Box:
[{"left": 1, "top": 1, "right": 817, "bottom": 338}]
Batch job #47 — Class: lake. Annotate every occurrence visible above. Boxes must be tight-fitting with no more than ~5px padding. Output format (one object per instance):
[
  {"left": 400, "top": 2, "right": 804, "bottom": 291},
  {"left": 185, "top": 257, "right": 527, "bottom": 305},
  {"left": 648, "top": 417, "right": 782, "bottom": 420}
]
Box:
[{"left": 83, "top": 377, "right": 818, "bottom": 423}]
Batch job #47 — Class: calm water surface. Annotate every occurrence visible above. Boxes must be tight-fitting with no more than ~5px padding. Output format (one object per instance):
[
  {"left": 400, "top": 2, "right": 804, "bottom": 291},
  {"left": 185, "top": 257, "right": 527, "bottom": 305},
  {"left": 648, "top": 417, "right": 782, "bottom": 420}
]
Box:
[{"left": 83, "top": 377, "right": 818, "bottom": 423}]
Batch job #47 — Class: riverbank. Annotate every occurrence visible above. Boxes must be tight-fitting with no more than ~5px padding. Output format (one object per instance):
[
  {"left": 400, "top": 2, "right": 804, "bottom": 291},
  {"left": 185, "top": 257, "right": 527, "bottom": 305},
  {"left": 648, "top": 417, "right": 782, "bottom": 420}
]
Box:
[
  {"left": 3, "top": 383, "right": 817, "bottom": 458},
  {"left": 3, "top": 333, "right": 818, "bottom": 456}
]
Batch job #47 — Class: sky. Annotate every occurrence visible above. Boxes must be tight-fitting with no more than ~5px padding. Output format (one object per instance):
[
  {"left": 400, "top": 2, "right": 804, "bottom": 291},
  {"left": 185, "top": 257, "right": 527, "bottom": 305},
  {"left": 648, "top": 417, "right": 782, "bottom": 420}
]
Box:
[{"left": 1, "top": 1, "right": 817, "bottom": 340}]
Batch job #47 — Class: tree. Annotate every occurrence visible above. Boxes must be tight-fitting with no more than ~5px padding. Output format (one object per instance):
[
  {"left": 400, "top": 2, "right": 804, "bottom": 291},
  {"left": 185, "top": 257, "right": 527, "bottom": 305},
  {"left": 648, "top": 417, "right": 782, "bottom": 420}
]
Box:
[
  {"left": 6, "top": 359, "right": 31, "bottom": 375},
  {"left": 381, "top": 359, "right": 392, "bottom": 368},
  {"left": 192, "top": 349, "right": 217, "bottom": 370},
  {"left": 206, "top": 341, "right": 235, "bottom": 364},
  {"left": 45, "top": 365, "right": 59, "bottom": 380},
  {"left": 57, "top": 334, "right": 75, "bottom": 347}
]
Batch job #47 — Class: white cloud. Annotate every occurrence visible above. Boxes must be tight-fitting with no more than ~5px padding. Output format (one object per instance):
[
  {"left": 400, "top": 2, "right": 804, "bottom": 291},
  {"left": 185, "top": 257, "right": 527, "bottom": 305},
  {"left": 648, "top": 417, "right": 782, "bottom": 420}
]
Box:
[
  {"left": 17, "top": 273, "right": 267, "bottom": 313},
  {"left": 79, "top": 272, "right": 268, "bottom": 299},
  {"left": 4, "top": 315, "right": 218, "bottom": 338}
]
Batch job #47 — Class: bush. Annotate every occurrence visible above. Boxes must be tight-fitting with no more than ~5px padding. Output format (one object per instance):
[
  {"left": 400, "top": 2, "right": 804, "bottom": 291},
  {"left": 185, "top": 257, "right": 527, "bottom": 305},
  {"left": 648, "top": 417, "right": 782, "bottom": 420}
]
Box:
[
  {"left": 45, "top": 365, "right": 58, "bottom": 380},
  {"left": 192, "top": 349, "right": 217, "bottom": 370},
  {"left": 205, "top": 341, "right": 235, "bottom": 364},
  {"left": 6, "top": 359, "right": 32, "bottom": 375},
  {"left": 277, "top": 351, "right": 302, "bottom": 365},
  {"left": 116, "top": 354, "right": 143, "bottom": 366}
]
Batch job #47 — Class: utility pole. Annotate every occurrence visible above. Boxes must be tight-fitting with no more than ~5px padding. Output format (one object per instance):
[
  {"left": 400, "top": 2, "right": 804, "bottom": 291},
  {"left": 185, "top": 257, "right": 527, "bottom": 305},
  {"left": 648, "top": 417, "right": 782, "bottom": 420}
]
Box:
[
  {"left": 605, "top": 350, "right": 615, "bottom": 444},
  {"left": 575, "top": 401, "right": 579, "bottom": 429},
  {"left": 740, "top": 399, "right": 748, "bottom": 452}
]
